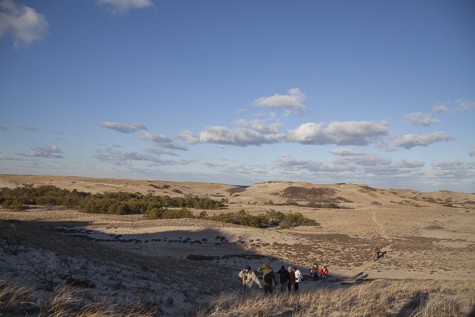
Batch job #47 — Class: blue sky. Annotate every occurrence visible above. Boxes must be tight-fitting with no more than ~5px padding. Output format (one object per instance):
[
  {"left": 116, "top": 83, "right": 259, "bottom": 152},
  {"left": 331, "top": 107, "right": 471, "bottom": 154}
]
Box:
[{"left": 1, "top": 0, "right": 474, "bottom": 192}]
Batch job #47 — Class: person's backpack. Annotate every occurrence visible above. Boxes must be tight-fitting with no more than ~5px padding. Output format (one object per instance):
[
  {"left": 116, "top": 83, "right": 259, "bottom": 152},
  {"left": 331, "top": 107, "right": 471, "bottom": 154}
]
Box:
[{"left": 264, "top": 272, "right": 273, "bottom": 284}]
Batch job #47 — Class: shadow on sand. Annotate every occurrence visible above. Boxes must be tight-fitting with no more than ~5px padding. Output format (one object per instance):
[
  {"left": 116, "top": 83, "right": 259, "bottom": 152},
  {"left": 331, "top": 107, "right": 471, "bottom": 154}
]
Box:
[{"left": 0, "top": 215, "right": 376, "bottom": 315}]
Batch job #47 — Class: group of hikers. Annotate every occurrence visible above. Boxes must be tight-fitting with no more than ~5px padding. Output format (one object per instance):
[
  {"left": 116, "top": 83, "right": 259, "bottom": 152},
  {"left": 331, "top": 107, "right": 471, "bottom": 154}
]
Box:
[
  {"left": 238, "top": 262, "right": 329, "bottom": 294},
  {"left": 310, "top": 262, "right": 329, "bottom": 281},
  {"left": 239, "top": 247, "right": 383, "bottom": 294}
]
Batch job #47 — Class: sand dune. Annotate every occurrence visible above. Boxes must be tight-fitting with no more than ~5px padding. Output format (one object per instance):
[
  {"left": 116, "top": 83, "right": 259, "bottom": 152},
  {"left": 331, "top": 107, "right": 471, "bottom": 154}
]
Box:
[{"left": 1, "top": 174, "right": 474, "bottom": 315}]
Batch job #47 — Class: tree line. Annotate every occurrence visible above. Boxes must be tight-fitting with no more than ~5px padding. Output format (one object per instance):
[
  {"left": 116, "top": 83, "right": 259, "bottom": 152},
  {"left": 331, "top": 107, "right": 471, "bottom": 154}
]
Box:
[
  {"left": 0, "top": 185, "right": 318, "bottom": 228},
  {"left": 0, "top": 185, "right": 224, "bottom": 216}
]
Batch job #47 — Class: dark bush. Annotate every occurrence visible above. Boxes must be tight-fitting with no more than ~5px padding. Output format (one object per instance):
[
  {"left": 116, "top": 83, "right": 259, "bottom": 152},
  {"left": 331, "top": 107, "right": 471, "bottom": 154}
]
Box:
[
  {"left": 0, "top": 186, "right": 224, "bottom": 217},
  {"left": 162, "top": 208, "right": 194, "bottom": 219},
  {"left": 209, "top": 209, "right": 317, "bottom": 228}
]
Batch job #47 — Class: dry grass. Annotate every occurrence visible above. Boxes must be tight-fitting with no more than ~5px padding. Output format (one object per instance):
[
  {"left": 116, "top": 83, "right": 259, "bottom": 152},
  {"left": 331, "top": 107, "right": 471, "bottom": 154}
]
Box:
[
  {"left": 196, "top": 280, "right": 475, "bottom": 317},
  {"left": 0, "top": 277, "right": 35, "bottom": 314},
  {"left": 2, "top": 276, "right": 474, "bottom": 317},
  {"left": 47, "top": 285, "right": 158, "bottom": 317},
  {"left": 0, "top": 278, "right": 158, "bottom": 317}
]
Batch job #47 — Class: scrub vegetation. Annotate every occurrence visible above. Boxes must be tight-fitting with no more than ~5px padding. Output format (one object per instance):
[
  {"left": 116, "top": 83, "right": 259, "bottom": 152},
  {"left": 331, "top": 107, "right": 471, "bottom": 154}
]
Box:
[
  {"left": 0, "top": 185, "right": 223, "bottom": 215},
  {"left": 0, "top": 186, "right": 317, "bottom": 228}
]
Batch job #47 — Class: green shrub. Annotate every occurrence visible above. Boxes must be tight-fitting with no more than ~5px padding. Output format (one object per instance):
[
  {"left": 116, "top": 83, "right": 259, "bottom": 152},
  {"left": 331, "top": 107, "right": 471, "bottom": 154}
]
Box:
[
  {"left": 208, "top": 209, "right": 317, "bottom": 229},
  {"left": 146, "top": 207, "right": 165, "bottom": 220},
  {"left": 0, "top": 186, "right": 223, "bottom": 217},
  {"left": 11, "top": 200, "right": 26, "bottom": 211},
  {"left": 162, "top": 208, "right": 194, "bottom": 219}
]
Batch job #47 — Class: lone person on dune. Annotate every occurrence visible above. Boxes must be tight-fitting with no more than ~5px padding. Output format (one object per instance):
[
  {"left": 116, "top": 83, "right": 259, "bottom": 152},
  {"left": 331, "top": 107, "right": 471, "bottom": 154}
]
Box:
[{"left": 371, "top": 247, "right": 382, "bottom": 261}]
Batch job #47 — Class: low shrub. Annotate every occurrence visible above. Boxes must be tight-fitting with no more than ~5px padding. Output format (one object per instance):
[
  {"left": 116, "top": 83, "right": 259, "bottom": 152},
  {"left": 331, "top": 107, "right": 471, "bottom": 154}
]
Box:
[
  {"left": 0, "top": 186, "right": 224, "bottom": 216},
  {"left": 209, "top": 209, "right": 317, "bottom": 229},
  {"left": 162, "top": 208, "right": 194, "bottom": 219}
]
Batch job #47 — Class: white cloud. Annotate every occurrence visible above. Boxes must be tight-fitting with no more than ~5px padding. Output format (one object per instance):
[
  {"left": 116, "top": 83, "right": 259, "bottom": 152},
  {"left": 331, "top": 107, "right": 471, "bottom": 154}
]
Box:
[
  {"left": 177, "top": 130, "right": 198, "bottom": 144},
  {"left": 179, "top": 119, "right": 283, "bottom": 147},
  {"left": 432, "top": 104, "right": 450, "bottom": 113},
  {"left": 405, "top": 112, "right": 440, "bottom": 126},
  {"left": 0, "top": 0, "right": 48, "bottom": 48},
  {"left": 330, "top": 148, "right": 365, "bottom": 157},
  {"left": 276, "top": 154, "right": 428, "bottom": 186},
  {"left": 398, "top": 159, "right": 425, "bottom": 168},
  {"left": 326, "top": 121, "right": 389, "bottom": 145},
  {"left": 98, "top": 121, "right": 147, "bottom": 133},
  {"left": 235, "top": 119, "right": 281, "bottom": 135},
  {"left": 93, "top": 147, "right": 186, "bottom": 166},
  {"left": 254, "top": 88, "right": 307, "bottom": 114},
  {"left": 343, "top": 154, "right": 392, "bottom": 167},
  {"left": 97, "top": 0, "right": 153, "bottom": 14},
  {"left": 94, "top": 149, "right": 150, "bottom": 165},
  {"left": 139, "top": 132, "right": 187, "bottom": 151},
  {"left": 431, "top": 160, "right": 475, "bottom": 181},
  {"left": 22, "top": 145, "right": 63, "bottom": 158},
  {"left": 432, "top": 99, "right": 475, "bottom": 114},
  {"left": 192, "top": 125, "right": 281, "bottom": 147},
  {"left": 182, "top": 120, "right": 389, "bottom": 147},
  {"left": 277, "top": 155, "right": 348, "bottom": 173},
  {"left": 455, "top": 99, "right": 475, "bottom": 111},
  {"left": 286, "top": 122, "right": 329, "bottom": 144},
  {"left": 395, "top": 131, "right": 454, "bottom": 149},
  {"left": 94, "top": 148, "right": 157, "bottom": 165},
  {"left": 287, "top": 121, "right": 389, "bottom": 146},
  {"left": 331, "top": 149, "right": 424, "bottom": 168}
]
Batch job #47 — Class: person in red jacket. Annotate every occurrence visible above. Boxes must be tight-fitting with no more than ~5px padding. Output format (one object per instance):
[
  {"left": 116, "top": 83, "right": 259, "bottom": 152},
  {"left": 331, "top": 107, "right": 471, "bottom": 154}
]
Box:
[{"left": 320, "top": 265, "right": 329, "bottom": 280}]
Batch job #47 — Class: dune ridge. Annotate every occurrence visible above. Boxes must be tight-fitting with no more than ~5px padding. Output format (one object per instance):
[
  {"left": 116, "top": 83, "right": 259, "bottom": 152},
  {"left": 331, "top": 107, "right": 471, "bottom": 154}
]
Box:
[{"left": 1, "top": 174, "right": 474, "bottom": 316}]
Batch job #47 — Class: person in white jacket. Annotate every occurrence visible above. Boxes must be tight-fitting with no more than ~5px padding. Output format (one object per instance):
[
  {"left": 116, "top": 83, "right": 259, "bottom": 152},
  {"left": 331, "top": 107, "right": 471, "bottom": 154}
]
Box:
[
  {"left": 294, "top": 267, "right": 302, "bottom": 292},
  {"left": 238, "top": 265, "right": 262, "bottom": 290}
]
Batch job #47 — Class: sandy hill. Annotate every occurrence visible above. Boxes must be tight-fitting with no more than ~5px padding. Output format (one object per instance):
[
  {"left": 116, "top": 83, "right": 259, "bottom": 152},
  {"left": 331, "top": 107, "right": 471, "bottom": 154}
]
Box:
[
  {"left": 1, "top": 174, "right": 474, "bottom": 316},
  {"left": 1, "top": 174, "right": 473, "bottom": 209}
]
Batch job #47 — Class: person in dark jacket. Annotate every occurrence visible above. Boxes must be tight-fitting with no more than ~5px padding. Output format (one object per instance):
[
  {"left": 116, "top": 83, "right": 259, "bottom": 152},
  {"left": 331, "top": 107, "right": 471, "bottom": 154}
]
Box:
[
  {"left": 287, "top": 266, "right": 296, "bottom": 294},
  {"left": 310, "top": 262, "right": 319, "bottom": 281},
  {"left": 277, "top": 265, "right": 290, "bottom": 293}
]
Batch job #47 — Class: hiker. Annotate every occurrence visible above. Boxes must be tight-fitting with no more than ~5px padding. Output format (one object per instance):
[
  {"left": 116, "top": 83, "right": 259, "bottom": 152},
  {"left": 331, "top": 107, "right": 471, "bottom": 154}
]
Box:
[
  {"left": 258, "top": 263, "right": 277, "bottom": 294},
  {"left": 277, "top": 265, "right": 290, "bottom": 293},
  {"left": 310, "top": 262, "right": 319, "bottom": 281},
  {"left": 294, "top": 267, "right": 302, "bottom": 292},
  {"left": 371, "top": 247, "right": 381, "bottom": 261},
  {"left": 239, "top": 265, "right": 262, "bottom": 290},
  {"left": 320, "top": 265, "right": 329, "bottom": 280},
  {"left": 287, "top": 266, "right": 296, "bottom": 294}
]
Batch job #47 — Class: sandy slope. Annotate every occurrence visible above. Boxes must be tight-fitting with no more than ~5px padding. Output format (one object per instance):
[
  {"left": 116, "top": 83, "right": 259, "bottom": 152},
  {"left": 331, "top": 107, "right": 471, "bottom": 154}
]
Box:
[{"left": 1, "top": 174, "right": 474, "bottom": 315}]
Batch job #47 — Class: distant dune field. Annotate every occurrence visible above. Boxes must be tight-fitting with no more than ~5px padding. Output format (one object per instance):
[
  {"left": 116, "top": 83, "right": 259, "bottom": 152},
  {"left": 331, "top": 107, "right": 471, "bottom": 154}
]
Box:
[{"left": 1, "top": 174, "right": 474, "bottom": 316}]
